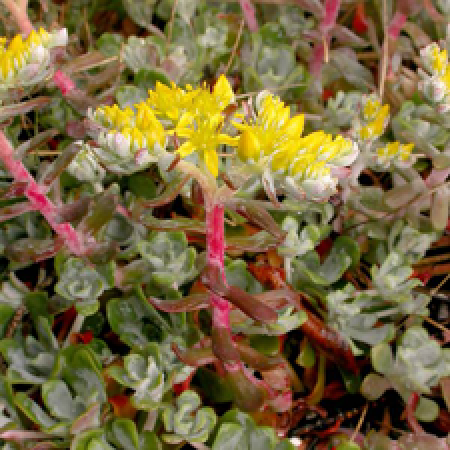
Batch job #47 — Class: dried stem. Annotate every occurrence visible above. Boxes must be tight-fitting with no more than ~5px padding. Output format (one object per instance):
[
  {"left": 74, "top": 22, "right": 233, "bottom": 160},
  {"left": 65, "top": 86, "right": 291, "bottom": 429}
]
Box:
[
  {"left": 379, "top": 0, "right": 388, "bottom": 99},
  {"left": 223, "top": 19, "right": 245, "bottom": 75}
]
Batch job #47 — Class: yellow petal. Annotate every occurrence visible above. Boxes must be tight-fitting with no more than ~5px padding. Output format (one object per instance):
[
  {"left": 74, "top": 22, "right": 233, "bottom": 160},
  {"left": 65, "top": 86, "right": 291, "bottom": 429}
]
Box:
[
  {"left": 213, "top": 74, "right": 234, "bottom": 109},
  {"left": 177, "top": 141, "right": 195, "bottom": 158},
  {"left": 284, "top": 114, "right": 304, "bottom": 138},
  {"left": 204, "top": 148, "right": 219, "bottom": 177},
  {"left": 238, "top": 130, "right": 260, "bottom": 161},
  {"left": 219, "top": 134, "right": 239, "bottom": 147}
]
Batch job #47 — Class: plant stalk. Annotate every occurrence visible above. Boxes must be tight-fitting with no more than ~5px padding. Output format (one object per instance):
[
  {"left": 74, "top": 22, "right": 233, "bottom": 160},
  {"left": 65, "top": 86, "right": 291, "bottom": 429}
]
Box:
[{"left": 0, "top": 131, "right": 85, "bottom": 255}]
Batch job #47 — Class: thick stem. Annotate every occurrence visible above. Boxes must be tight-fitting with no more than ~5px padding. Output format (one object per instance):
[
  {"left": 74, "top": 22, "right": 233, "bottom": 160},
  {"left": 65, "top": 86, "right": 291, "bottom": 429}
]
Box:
[
  {"left": 205, "top": 203, "right": 239, "bottom": 367},
  {"left": 0, "top": 131, "right": 85, "bottom": 255}
]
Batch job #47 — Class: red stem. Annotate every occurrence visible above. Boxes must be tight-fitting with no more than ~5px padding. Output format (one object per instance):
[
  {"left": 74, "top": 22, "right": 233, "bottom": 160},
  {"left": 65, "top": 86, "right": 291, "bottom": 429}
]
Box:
[{"left": 0, "top": 131, "right": 84, "bottom": 255}]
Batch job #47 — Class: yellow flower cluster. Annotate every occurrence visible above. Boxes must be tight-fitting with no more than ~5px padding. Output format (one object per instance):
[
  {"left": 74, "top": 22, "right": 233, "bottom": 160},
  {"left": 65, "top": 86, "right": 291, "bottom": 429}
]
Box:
[
  {"left": 91, "top": 102, "right": 165, "bottom": 155},
  {"left": 148, "top": 75, "right": 234, "bottom": 122},
  {"left": 376, "top": 141, "right": 414, "bottom": 168},
  {"left": 419, "top": 43, "right": 450, "bottom": 108},
  {"left": 235, "top": 93, "right": 304, "bottom": 163},
  {"left": 235, "top": 92, "right": 356, "bottom": 186},
  {"left": 356, "top": 97, "right": 390, "bottom": 141},
  {"left": 90, "top": 76, "right": 357, "bottom": 189},
  {"left": 0, "top": 28, "right": 50, "bottom": 80},
  {"left": 422, "top": 44, "right": 448, "bottom": 77}
]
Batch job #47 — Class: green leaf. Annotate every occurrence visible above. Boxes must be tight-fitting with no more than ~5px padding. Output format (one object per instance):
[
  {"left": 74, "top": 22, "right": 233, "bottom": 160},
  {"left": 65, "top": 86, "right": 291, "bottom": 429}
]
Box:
[
  {"left": 296, "top": 339, "right": 315, "bottom": 369},
  {"left": 371, "top": 342, "right": 393, "bottom": 374},
  {"left": 127, "top": 173, "right": 157, "bottom": 200},
  {"left": 161, "top": 390, "right": 217, "bottom": 444},
  {"left": 249, "top": 335, "right": 280, "bottom": 357},
  {"left": 106, "top": 418, "right": 139, "bottom": 449},
  {"left": 414, "top": 396, "right": 439, "bottom": 422},
  {"left": 107, "top": 354, "right": 164, "bottom": 410},
  {"left": 96, "top": 33, "right": 124, "bottom": 56}
]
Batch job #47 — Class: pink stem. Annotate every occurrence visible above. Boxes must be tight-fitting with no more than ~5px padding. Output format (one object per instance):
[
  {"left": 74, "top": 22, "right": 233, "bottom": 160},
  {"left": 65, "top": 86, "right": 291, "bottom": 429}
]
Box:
[
  {"left": 206, "top": 204, "right": 229, "bottom": 328},
  {"left": 388, "top": 11, "right": 407, "bottom": 39},
  {"left": 319, "top": 0, "right": 341, "bottom": 35},
  {"left": 239, "top": 0, "right": 258, "bottom": 32},
  {"left": 0, "top": 131, "right": 84, "bottom": 255},
  {"left": 52, "top": 70, "right": 76, "bottom": 96}
]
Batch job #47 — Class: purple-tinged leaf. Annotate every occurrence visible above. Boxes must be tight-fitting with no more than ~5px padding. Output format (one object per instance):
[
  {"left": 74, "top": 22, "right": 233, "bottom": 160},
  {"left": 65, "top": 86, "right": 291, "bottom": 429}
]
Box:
[
  {"left": 132, "top": 175, "right": 190, "bottom": 217},
  {"left": 172, "top": 343, "right": 217, "bottom": 367},
  {"left": 236, "top": 344, "right": 283, "bottom": 371},
  {"left": 0, "top": 97, "right": 51, "bottom": 123},
  {"left": 0, "top": 182, "right": 27, "bottom": 199},
  {"left": 148, "top": 293, "right": 210, "bottom": 312},
  {"left": 15, "top": 129, "right": 59, "bottom": 161},
  {"left": 77, "top": 186, "right": 118, "bottom": 236},
  {"left": 58, "top": 197, "right": 91, "bottom": 223},
  {"left": 38, "top": 142, "right": 80, "bottom": 188},
  {"left": 226, "top": 365, "right": 266, "bottom": 412},
  {"left": 211, "top": 325, "right": 240, "bottom": 363},
  {"left": 0, "top": 202, "right": 33, "bottom": 222},
  {"left": 228, "top": 199, "right": 285, "bottom": 239},
  {"left": 5, "top": 238, "right": 64, "bottom": 263},
  {"left": 226, "top": 231, "right": 280, "bottom": 253},
  {"left": 225, "top": 286, "right": 278, "bottom": 323}
]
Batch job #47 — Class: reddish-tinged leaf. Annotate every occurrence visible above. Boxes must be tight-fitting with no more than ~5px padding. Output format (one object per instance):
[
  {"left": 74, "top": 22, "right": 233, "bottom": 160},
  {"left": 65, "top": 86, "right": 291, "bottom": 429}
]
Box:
[
  {"left": 227, "top": 366, "right": 267, "bottom": 412},
  {"left": 148, "top": 293, "right": 210, "bottom": 312},
  {"left": 108, "top": 395, "right": 137, "bottom": 419},
  {"left": 225, "top": 286, "right": 278, "bottom": 323},
  {"left": 239, "top": 0, "right": 258, "bottom": 32},
  {"left": 388, "top": 11, "right": 407, "bottom": 39},
  {"left": 173, "top": 373, "right": 195, "bottom": 396},
  {"left": 405, "top": 392, "right": 424, "bottom": 434},
  {"left": 319, "top": 0, "right": 340, "bottom": 35},
  {"left": 316, "top": 237, "right": 333, "bottom": 261},
  {"left": 309, "top": 41, "right": 325, "bottom": 77},
  {"left": 71, "top": 330, "right": 94, "bottom": 345},
  {"left": 352, "top": 3, "right": 368, "bottom": 34},
  {"left": 171, "top": 342, "right": 217, "bottom": 367},
  {"left": 236, "top": 343, "right": 284, "bottom": 371},
  {"left": 322, "top": 88, "right": 334, "bottom": 102}
]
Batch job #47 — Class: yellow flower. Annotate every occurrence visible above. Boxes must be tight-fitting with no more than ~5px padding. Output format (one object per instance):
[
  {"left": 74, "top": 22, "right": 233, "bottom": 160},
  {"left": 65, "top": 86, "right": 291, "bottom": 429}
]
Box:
[
  {"left": 0, "top": 28, "right": 55, "bottom": 81},
  {"left": 147, "top": 82, "right": 193, "bottom": 122},
  {"left": 234, "top": 92, "right": 305, "bottom": 164},
  {"left": 358, "top": 104, "right": 389, "bottom": 140},
  {"left": 96, "top": 104, "right": 134, "bottom": 130},
  {"left": 440, "top": 65, "right": 450, "bottom": 96},
  {"left": 362, "top": 97, "right": 381, "bottom": 121},
  {"left": 147, "top": 74, "right": 234, "bottom": 122},
  {"left": 172, "top": 113, "right": 238, "bottom": 177},
  {"left": 377, "top": 141, "right": 414, "bottom": 163},
  {"left": 430, "top": 46, "right": 448, "bottom": 75}
]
